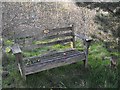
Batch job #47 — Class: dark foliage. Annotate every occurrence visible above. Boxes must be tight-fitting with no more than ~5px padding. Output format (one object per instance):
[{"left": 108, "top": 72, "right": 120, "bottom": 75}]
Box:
[{"left": 76, "top": 2, "right": 120, "bottom": 54}]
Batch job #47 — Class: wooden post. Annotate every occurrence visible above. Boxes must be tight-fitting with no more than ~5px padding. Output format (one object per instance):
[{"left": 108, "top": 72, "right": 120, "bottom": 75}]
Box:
[
  {"left": 84, "top": 44, "right": 89, "bottom": 68},
  {"left": 84, "top": 41, "right": 91, "bottom": 68},
  {"left": 15, "top": 53, "right": 26, "bottom": 80},
  {"left": 70, "top": 42, "right": 74, "bottom": 49},
  {"left": 110, "top": 56, "right": 117, "bottom": 68},
  {"left": 71, "top": 24, "right": 75, "bottom": 48}
]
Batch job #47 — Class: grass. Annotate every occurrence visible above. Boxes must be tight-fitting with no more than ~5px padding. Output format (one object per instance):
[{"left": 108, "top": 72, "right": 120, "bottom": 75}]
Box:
[{"left": 2, "top": 40, "right": 119, "bottom": 88}]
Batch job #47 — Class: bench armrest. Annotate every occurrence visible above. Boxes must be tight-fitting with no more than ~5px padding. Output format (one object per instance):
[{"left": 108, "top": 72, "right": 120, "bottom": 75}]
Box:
[
  {"left": 75, "top": 34, "right": 92, "bottom": 42},
  {"left": 75, "top": 34, "right": 92, "bottom": 68},
  {"left": 75, "top": 33, "right": 93, "bottom": 49},
  {"left": 11, "top": 44, "right": 22, "bottom": 54},
  {"left": 11, "top": 44, "right": 26, "bottom": 79}
]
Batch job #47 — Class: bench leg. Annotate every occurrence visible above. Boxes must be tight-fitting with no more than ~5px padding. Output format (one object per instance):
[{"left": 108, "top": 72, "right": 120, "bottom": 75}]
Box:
[
  {"left": 83, "top": 50, "right": 88, "bottom": 68},
  {"left": 18, "top": 63, "right": 26, "bottom": 80},
  {"left": 110, "top": 60, "right": 117, "bottom": 69},
  {"left": 83, "top": 59, "right": 87, "bottom": 68},
  {"left": 84, "top": 42, "right": 89, "bottom": 68},
  {"left": 15, "top": 53, "right": 26, "bottom": 80}
]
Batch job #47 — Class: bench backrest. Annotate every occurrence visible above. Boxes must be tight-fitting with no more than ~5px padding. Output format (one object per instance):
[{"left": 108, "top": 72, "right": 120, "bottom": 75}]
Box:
[{"left": 14, "top": 24, "right": 75, "bottom": 51}]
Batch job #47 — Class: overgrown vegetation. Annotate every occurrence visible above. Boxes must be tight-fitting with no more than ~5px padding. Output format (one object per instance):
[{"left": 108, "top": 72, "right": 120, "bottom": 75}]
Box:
[
  {"left": 2, "top": 40, "right": 119, "bottom": 88},
  {"left": 76, "top": 2, "right": 119, "bottom": 54}
]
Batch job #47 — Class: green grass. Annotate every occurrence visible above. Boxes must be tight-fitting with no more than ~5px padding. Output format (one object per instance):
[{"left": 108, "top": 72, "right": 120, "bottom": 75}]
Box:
[{"left": 2, "top": 40, "right": 119, "bottom": 88}]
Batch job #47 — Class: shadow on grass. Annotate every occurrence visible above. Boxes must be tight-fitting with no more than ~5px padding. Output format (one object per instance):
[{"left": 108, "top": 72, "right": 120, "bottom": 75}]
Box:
[{"left": 26, "top": 62, "right": 90, "bottom": 88}]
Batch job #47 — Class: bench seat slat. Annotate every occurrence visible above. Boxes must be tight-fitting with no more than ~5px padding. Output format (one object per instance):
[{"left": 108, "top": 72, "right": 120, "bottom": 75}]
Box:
[
  {"left": 23, "top": 49, "right": 76, "bottom": 60},
  {"left": 23, "top": 49, "right": 81, "bottom": 65},
  {"left": 25, "top": 51, "right": 85, "bottom": 75}
]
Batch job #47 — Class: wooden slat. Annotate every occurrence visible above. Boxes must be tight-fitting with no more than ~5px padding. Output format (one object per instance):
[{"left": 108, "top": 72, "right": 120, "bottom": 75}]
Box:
[
  {"left": 14, "top": 26, "right": 74, "bottom": 50},
  {"left": 22, "top": 38, "right": 73, "bottom": 50},
  {"left": 25, "top": 52, "right": 85, "bottom": 75},
  {"left": 33, "top": 50, "right": 81, "bottom": 64},
  {"left": 44, "top": 32, "right": 73, "bottom": 39},
  {"left": 23, "top": 49, "right": 76, "bottom": 61},
  {"left": 42, "top": 27, "right": 72, "bottom": 38},
  {"left": 25, "top": 38, "right": 34, "bottom": 45},
  {"left": 23, "top": 49, "right": 78, "bottom": 65},
  {"left": 15, "top": 38, "right": 25, "bottom": 44},
  {"left": 48, "top": 26, "right": 72, "bottom": 33},
  {"left": 26, "top": 52, "right": 82, "bottom": 67},
  {"left": 15, "top": 35, "right": 33, "bottom": 40},
  {"left": 14, "top": 26, "right": 73, "bottom": 39}
]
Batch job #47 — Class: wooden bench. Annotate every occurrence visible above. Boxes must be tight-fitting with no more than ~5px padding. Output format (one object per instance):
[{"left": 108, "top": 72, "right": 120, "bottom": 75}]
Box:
[{"left": 11, "top": 24, "right": 92, "bottom": 80}]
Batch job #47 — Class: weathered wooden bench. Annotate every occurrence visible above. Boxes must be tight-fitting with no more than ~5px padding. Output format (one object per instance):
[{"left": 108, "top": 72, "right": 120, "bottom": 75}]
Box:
[{"left": 11, "top": 24, "right": 92, "bottom": 80}]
